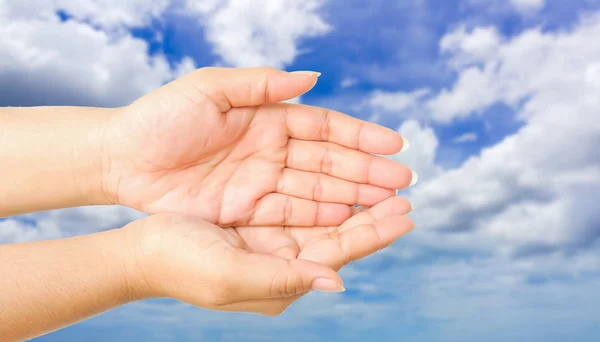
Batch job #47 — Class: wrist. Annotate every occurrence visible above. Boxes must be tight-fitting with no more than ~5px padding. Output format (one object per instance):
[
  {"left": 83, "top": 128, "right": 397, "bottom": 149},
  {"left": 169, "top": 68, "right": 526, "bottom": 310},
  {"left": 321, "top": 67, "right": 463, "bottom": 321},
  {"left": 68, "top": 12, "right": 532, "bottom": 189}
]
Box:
[
  {"left": 118, "top": 216, "right": 166, "bottom": 301},
  {"left": 84, "top": 228, "right": 142, "bottom": 304},
  {"left": 76, "top": 106, "right": 123, "bottom": 207}
]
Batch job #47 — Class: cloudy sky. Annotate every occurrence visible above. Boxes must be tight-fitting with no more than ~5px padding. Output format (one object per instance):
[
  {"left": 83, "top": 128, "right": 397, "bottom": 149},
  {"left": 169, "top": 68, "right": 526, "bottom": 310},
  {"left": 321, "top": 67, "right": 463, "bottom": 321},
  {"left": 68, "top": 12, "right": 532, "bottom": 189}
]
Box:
[{"left": 1, "top": 0, "right": 600, "bottom": 341}]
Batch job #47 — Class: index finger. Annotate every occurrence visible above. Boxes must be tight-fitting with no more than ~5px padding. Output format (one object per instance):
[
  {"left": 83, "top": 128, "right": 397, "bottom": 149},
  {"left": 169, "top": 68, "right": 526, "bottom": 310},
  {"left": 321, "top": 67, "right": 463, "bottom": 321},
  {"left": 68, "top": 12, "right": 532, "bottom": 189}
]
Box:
[{"left": 282, "top": 104, "right": 407, "bottom": 155}]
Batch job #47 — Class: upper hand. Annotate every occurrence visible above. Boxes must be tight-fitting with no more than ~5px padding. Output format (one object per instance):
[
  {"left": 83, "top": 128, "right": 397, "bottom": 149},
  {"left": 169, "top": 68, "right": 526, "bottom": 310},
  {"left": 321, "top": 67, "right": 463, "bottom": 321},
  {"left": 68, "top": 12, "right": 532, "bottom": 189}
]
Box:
[
  {"left": 122, "top": 196, "right": 413, "bottom": 315},
  {"left": 102, "top": 67, "right": 414, "bottom": 226}
]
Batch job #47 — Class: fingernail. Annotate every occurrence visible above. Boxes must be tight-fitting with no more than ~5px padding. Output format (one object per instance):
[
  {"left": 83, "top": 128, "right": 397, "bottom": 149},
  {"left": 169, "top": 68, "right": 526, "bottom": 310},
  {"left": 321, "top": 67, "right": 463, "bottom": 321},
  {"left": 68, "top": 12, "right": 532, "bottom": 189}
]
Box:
[
  {"left": 401, "top": 136, "right": 409, "bottom": 152},
  {"left": 290, "top": 71, "right": 321, "bottom": 77},
  {"left": 311, "top": 278, "right": 345, "bottom": 292},
  {"left": 410, "top": 170, "right": 419, "bottom": 187}
]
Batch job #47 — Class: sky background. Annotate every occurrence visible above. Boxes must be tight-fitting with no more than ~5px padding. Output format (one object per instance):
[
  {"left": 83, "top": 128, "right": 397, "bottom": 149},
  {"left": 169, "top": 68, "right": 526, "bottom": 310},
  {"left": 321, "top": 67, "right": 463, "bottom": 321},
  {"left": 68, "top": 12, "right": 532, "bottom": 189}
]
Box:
[{"left": 1, "top": 0, "right": 600, "bottom": 341}]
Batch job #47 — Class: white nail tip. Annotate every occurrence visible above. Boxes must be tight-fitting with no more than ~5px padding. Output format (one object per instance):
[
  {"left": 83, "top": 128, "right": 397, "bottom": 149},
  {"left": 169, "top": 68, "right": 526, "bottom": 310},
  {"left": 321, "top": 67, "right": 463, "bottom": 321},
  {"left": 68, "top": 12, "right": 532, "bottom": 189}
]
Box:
[
  {"left": 401, "top": 136, "right": 409, "bottom": 152},
  {"left": 410, "top": 170, "right": 419, "bottom": 187},
  {"left": 290, "top": 71, "right": 321, "bottom": 76}
]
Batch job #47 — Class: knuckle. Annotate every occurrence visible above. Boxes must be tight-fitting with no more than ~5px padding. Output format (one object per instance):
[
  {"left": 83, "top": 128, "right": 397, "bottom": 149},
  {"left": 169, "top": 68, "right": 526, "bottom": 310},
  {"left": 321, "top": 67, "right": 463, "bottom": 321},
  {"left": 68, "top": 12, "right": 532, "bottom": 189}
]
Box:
[
  {"left": 320, "top": 147, "right": 333, "bottom": 174},
  {"left": 313, "top": 173, "right": 323, "bottom": 201},
  {"left": 270, "top": 264, "right": 307, "bottom": 298}
]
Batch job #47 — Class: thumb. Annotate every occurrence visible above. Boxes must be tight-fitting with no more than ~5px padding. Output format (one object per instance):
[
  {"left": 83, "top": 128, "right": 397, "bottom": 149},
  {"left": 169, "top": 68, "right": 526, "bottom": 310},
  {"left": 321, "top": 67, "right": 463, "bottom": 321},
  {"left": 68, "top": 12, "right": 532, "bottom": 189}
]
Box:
[
  {"left": 184, "top": 67, "right": 320, "bottom": 110},
  {"left": 225, "top": 251, "right": 345, "bottom": 300}
]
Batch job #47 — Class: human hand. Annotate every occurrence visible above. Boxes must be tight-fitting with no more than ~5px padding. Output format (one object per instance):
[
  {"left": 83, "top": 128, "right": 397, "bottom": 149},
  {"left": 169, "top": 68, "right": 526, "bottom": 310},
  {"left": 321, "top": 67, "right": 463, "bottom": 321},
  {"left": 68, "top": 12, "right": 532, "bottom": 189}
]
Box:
[
  {"left": 103, "top": 67, "right": 415, "bottom": 227},
  {"left": 228, "top": 196, "right": 414, "bottom": 315},
  {"left": 122, "top": 196, "right": 413, "bottom": 315}
]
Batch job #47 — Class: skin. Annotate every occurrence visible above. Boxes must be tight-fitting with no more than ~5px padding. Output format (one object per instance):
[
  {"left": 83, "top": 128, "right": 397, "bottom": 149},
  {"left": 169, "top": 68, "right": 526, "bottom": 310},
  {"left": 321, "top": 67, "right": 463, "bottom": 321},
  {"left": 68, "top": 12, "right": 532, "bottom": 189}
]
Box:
[
  {"left": 0, "top": 67, "right": 416, "bottom": 340},
  {"left": 0, "top": 197, "right": 413, "bottom": 342},
  {"left": 0, "top": 67, "right": 414, "bottom": 223}
]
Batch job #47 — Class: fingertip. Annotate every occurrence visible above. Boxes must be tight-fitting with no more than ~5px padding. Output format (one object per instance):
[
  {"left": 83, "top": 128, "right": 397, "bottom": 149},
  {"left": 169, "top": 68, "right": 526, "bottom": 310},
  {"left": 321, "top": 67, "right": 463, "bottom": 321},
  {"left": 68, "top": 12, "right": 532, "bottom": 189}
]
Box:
[
  {"left": 400, "top": 136, "right": 410, "bottom": 152},
  {"left": 362, "top": 124, "right": 405, "bottom": 155},
  {"left": 277, "top": 70, "right": 320, "bottom": 100},
  {"left": 367, "top": 196, "right": 412, "bottom": 219},
  {"left": 311, "top": 277, "right": 346, "bottom": 293},
  {"left": 375, "top": 214, "right": 415, "bottom": 244},
  {"left": 295, "top": 259, "right": 344, "bottom": 292},
  {"left": 357, "top": 185, "right": 396, "bottom": 207}
]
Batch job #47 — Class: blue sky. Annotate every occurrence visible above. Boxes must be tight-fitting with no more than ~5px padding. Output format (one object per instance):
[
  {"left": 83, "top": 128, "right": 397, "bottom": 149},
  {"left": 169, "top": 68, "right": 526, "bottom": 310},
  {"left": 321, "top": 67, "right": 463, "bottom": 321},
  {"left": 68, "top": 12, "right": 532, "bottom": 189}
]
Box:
[{"left": 2, "top": 0, "right": 600, "bottom": 341}]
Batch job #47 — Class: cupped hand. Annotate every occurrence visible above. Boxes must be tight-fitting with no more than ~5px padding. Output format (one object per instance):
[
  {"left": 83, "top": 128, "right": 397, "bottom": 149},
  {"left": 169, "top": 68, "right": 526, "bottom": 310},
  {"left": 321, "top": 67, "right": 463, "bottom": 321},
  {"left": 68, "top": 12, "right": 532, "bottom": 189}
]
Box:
[
  {"left": 122, "top": 196, "right": 413, "bottom": 315},
  {"left": 227, "top": 196, "right": 413, "bottom": 315},
  {"left": 103, "top": 67, "right": 414, "bottom": 227}
]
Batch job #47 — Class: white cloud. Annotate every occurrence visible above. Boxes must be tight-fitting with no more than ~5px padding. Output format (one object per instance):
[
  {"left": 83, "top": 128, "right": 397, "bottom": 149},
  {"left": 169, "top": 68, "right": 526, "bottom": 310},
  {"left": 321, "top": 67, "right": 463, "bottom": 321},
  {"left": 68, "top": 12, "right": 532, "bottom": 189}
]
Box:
[
  {"left": 1, "top": 0, "right": 171, "bottom": 30},
  {"left": 365, "top": 89, "right": 431, "bottom": 123},
  {"left": 0, "top": 206, "right": 146, "bottom": 244},
  {"left": 409, "top": 12, "right": 600, "bottom": 257},
  {"left": 391, "top": 120, "right": 442, "bottom": 183},
  {"left": 453, "top": 132, "right": 478, "bottom": 143},
  {"left": 428, "top": 14, "right": 600, "bottom": 122},
  {"left": 183, "top": 0, "right": 330, "bottom": 68},
  {"left": 0, "top": 0, "right": 330, "bottom": 107},
  {"left": 466, "top": 0, "right": 545, "bottom": 15},
  {"left": 340, "top": 77, "right": 358, "bottom": 88},
  {"left": 0, "top": 1, "right": 195, "bottom": 107},
  {"left": 510, "top": 0, "right": 545, "bottom": 14},
  {"left": 439, "top": 26, "right": 502, "bottom": 68}
]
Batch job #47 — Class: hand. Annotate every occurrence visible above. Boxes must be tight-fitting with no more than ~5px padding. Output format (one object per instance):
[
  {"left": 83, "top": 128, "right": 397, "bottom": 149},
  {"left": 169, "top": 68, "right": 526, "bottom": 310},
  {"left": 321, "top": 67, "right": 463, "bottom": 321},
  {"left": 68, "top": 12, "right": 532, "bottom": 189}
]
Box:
[
  {"left": 103, "top": 67, "right": 414, "bottom": 227},
  {"left": 123, "top": 197, "right": 413, "bottom": 315}
]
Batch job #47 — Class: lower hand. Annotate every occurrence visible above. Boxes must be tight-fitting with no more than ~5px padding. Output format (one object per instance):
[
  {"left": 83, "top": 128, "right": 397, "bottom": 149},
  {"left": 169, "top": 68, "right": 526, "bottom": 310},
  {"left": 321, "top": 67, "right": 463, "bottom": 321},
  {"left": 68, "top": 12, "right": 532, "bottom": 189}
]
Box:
[{"left": 123, "top": 196, "right": 413, "bottom": 315}]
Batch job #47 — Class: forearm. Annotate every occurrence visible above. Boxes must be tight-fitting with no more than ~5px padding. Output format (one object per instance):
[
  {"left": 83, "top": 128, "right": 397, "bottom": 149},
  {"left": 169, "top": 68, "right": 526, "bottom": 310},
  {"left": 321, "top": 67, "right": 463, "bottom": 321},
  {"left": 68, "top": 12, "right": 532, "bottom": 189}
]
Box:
[
  {"left": 0, "top": 106, "right": 116, "bottom": 217},
  {"left": 0, "top": 228, "right": 143, "bottom": 342}
]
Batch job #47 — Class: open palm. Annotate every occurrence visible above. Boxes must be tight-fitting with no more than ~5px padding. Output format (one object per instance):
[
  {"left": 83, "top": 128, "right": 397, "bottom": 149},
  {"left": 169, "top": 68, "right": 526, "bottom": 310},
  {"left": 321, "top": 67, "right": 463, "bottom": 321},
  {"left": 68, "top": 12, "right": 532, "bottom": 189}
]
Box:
[{"left": 104, "top": 67, "right": 413, "bottom": 227}]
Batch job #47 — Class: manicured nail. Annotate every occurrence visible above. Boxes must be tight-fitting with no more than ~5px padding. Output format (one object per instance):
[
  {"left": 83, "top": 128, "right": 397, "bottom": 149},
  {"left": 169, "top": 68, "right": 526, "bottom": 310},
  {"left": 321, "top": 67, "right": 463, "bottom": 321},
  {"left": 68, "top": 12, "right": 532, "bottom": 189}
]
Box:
[
  {"left": 401, "top": 136, "right": 409, "bottom": 152},
  {"left": 290, "top": 71, "right": 321, "bottom": 77},
  {"left": 311, "top": 278, "right": 345, "bottom": 292},
  {"left": 410, "top": 170, "right": 419, "bottom": 187}
]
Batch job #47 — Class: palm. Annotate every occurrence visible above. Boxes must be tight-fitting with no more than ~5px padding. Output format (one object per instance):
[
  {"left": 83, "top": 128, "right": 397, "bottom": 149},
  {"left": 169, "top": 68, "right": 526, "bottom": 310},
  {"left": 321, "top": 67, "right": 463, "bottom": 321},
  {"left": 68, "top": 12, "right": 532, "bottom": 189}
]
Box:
[{"left": 106, "top": 68, "right": 413, "bottom": 227}]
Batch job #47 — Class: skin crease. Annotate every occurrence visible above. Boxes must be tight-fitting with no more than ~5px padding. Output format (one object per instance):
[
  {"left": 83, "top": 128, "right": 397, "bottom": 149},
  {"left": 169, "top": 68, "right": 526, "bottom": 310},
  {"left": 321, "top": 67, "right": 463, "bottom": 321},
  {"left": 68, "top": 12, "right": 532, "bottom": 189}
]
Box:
[{"left": 0, "top": 67, "right": 416, "bottom": 341}]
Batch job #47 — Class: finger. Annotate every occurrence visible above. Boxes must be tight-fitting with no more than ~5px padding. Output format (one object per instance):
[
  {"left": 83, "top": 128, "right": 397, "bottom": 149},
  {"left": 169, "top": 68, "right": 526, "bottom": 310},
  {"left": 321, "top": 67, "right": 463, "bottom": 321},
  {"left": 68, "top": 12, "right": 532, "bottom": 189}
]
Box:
[
  {"left": 336, "top": 215, "right": 415, "bottom": 263},
  {"left": 276, "top": 168, "right": 396, "bottom": 206},
  {"left": 283, "top": 104, "right": 407, "bottom": 155},
  {"left": 288, "top": 197, "right": 411, "bottom": 248},
  {"left": 295, "top": 215, "right": 414, "bottom": 271},
  {"left": 224, "top": 251, "right": 344, "bottom": 300},
  {"left": 185, "top": 67, "right": 320, "bottom": 111},
  {"left": 235, "top": 226, "right": 300, "bottom": 259},
  {"left": 286, "top": 139, "right": 416, "bottom": 189},
  {"left": 250, "top": 193, "right": 352, "bottom": 227},
  {"left": 293, "top": 197, "right": 413, "bottom": 268}
]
